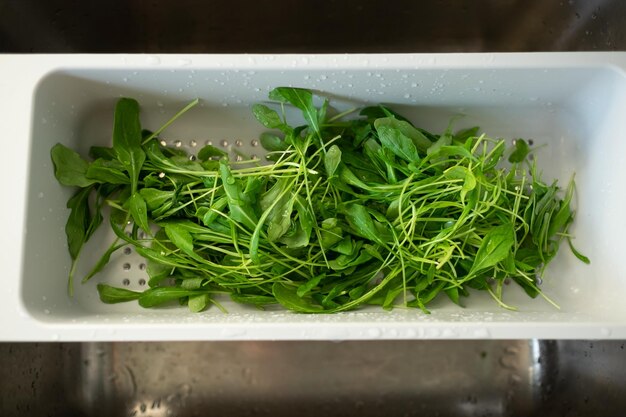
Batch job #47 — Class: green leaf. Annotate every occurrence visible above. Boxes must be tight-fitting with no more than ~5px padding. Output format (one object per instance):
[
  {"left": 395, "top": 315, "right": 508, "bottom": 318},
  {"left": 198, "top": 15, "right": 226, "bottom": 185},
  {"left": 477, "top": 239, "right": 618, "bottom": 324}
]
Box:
[
  {"left": 65, "top": 187, "right": 92, "bottom": 260},
  {"left": 444, "top": 165, "right": 476, "bottom": 201},
  {"left": 112, "top": 98, "right": 146, "bottom": 194},
  {"left": 567, "top": 237, "right": 590, "bottom": 264},
  {"left": 445, "top": 286, "right": 461, "bottom": 306},
  {"left": 360, "top": 105, "right": 413, "bottom": 124},
  {"left": 164, "top": 222, "right": 196, "bottom": 258},
  {"left": 86, "top": 158, "right": 129, "bottom": 184},
  {"left": 267, "top": 193, "right": 295, "bottom": 242},
  {"left": 259, "top": 132, "right": 288, "bottom": 152},
  {"left": 469, "top": 223, "right": 516, "bottom": 276},
  {"left": 453, "top": 126, "right": 480, "bottom": 143},
  {"left": 197, "top": 144, "right": 227, "bottom": 161},
  {"left": 230, "top": 293, "right": 278, "bottom": 306},
  {"left": 138, "top": 287, "right": 208, "bottom": 308},
  {"left": 82, "top": 242, "right": 124, "bottom": 283},
  {"left": 374, "top": 118, "right": 420, "bottom": 162},
  {"left": 129, "top": 192, "right": 150, "bottom": 234},
  {"left": 279, "top": 196, "right": 313, "bottom": 248},
  {"left": 427, "top": 133, "right": 453, "bottom": 156},
  {"left": 219, "top": 160, "right": 258, "bottom": 230},
  {"left": 297, "top": 274, "right": 325, "bottom": 297},
  {"left": 252, "top": 104, "right": 292, "bottom": 134},
  {"left": 334, "top": 237, "right": 354, "bottom": 255},
  {"left": 342, "top": 204, "right": 386, "bottom": 246},
  {"left": 269, "top": 87, "right": 321, "bottom": 138},
  {"left": 97, "top": 283, "right": 142, "bottom": 304},
  {"left": 272, "top": 282, "right": 324, "bottom": 313},
  {"left": 147, "top": 260, "right": 173, "bottom": 287},
  {"left": 89, "top": 146, "right": 117, "bottom": 160},
  {"left": 51, "top": 143, "right": 95, "bottom": 187},
  {"left": 548, "top": 177, "right": 574, "bottom": 237},
  {"left": 324, "top": 144, "right": 342, "bottom": 177},
  {"left": 374, "top": 116, "right": 431, "bottom": 154},
  {"left": 508, "top": 139, "right": 530, "bottom": 163},
  {"left": 188, "top": 293, "right": 210, "bottom": 312},
  {"left": 139, "top": 188, "right": 176, "bottom": 211},
  {"left": 196, "top": 197, "right": 228, "bottom": 227},
  {"left": 181, "top": 277, "right": 205, "bottom": 290}
]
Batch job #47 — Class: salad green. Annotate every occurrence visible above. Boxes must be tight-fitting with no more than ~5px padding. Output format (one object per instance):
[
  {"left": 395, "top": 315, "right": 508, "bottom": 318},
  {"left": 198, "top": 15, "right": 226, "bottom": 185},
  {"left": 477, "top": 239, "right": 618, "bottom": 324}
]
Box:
[{"left": 50, "top": 87, "right": 588, "bottom": 313}]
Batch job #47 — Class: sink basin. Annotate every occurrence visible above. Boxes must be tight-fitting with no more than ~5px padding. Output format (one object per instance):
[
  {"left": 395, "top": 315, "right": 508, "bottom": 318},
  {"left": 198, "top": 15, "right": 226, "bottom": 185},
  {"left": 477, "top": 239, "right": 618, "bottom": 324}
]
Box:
[
  {"left": 1, "top": 340, "right": 625, "bottom": 416},
  {"left": 0, "top": 0, "right": 623, "bottom": 53}
]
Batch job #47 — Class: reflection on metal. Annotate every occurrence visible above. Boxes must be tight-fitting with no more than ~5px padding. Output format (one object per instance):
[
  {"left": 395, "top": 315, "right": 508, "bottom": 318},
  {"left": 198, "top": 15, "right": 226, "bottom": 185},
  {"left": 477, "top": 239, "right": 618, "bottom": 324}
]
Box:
[
  {"left": 1, "top": 341, "right": 625, "bottom": 416},
  {"left": 0, "top": 0, "right": 623, "bottom": 52}
]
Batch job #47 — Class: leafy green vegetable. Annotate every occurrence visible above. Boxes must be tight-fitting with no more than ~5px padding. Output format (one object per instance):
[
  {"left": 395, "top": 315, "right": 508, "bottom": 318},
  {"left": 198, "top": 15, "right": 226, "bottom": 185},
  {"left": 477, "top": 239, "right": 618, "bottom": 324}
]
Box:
[
  {"left": 112, "top": 98, "right": 145, "bottom": 194},
  {"left": 468, "top": 223, "right": 516, "bottom": 277},
  {"left": 86, "top": 158, "right": 129, "bottom": 184},
  {"left": 97, "top": 283, "right": 142, "bottom": 303},
  {"left": 508, "top": 139, "right": 530, "bottom": 163},
  {"left": 52, "top": 88, "right": 588, "bottom": 313},
  {"left": 51, "top": 143, "right": 95, "bottom": 187}
]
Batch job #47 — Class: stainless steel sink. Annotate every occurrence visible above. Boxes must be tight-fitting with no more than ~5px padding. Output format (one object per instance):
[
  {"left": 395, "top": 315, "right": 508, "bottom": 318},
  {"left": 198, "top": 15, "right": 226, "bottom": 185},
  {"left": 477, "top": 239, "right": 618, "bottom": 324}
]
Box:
[
  {"left": 0, "top": 0, "right": 623, "bottom": 53},
  {"left": 1, "top": 0, "right": 626, "bottom": 415},
  {"left": 1, "top": 340, "right": 625, "bottom": 416}
]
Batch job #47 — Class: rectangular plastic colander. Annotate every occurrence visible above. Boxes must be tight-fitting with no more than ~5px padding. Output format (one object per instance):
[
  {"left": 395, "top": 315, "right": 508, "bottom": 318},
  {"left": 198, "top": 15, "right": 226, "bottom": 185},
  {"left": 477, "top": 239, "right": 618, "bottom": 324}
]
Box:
[{"left": 2, "top": 53, "right": 626, "bottom": 341}]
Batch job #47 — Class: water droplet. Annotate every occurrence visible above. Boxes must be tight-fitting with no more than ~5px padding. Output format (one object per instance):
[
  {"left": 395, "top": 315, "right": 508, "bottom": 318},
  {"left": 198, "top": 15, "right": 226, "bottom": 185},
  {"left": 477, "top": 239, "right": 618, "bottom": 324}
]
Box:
[
  {"left": 411, "top": 82, "right": 418, "bottom": 88},
  {"left": 251, "top": 139, "right": 259, "bottom": 147},
  {"left": 226, "top": 177, "right": 236, "bottom": 185},
  {"left": 403, "top": 93, "right": 411, "bottom": 99},
  {"left": 158, "top": 172, "right": 166, "bottom": 178},
  {"left": 190, "top": 140, "right": 197, "bottom": 147},
  {"left": 174, "top": 140, "right": 182, "bottom": 148},
  {"left": 221, "top": 140, "right": 229, "bottom": 147}
]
